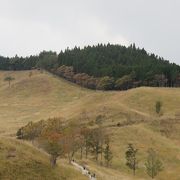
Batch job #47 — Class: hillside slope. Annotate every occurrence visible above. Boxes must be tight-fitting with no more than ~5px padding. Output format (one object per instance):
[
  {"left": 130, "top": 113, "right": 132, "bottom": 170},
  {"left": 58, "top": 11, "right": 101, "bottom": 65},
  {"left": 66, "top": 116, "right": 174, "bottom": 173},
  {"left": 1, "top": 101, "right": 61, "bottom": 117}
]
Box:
[
  {"left": 0, "top": 70, "right": 180, "bottom": 180},
  {"left": 0, "top": 70, "right": 93, "bottom": 135},
  {"left": 0, "top": 70, "right": 179, "bottom": 135},
  {"left": 0, "top": 137, "right": 87, "bottom": 180}
]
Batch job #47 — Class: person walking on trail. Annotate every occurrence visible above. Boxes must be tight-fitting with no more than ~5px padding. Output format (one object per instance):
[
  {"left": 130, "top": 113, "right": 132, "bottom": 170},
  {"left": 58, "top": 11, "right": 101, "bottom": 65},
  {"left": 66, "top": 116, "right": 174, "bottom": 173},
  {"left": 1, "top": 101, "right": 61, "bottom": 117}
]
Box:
[{"left": 71, "top": 160, "right": 96, "bottom": 180}]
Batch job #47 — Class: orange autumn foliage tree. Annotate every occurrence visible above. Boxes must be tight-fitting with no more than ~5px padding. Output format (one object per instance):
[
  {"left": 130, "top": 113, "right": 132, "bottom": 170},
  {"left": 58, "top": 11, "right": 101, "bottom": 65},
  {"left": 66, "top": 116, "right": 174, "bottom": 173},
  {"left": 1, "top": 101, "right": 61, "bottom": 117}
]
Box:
[{"left": 39, "top": 131, "right": 65, "bottom": 167}]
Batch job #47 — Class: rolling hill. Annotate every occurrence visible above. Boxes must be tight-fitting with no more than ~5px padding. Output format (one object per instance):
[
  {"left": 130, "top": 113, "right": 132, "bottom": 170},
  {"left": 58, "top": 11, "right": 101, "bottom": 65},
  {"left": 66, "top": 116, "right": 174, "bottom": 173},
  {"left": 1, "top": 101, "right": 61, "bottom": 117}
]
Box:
[{"left": 0, "top": 70, "right": 180, "bottom": 179}]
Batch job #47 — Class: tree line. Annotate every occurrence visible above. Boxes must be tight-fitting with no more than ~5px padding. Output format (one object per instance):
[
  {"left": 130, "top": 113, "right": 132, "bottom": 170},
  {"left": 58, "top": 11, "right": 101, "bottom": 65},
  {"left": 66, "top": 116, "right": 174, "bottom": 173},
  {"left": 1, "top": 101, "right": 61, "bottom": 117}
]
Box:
[
  {"left": 50, "top": 65, "right": 138, "bottom": 90},
  {"left": 17, "top": 116, "right": 164, "bottom": 179},
  {"left": 16, "top": 118, "right": 113, "bottom": 167},
  {"left": 1, "top": 43, "right": 180, "bottom": 90}
]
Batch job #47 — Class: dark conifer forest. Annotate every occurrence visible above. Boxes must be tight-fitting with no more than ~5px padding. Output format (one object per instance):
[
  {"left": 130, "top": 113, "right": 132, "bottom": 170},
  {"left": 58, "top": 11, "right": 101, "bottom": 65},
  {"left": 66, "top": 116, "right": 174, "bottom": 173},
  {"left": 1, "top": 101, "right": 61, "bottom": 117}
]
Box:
[{"left": 0, "top": 44, "right": 180, "bottom": 90}]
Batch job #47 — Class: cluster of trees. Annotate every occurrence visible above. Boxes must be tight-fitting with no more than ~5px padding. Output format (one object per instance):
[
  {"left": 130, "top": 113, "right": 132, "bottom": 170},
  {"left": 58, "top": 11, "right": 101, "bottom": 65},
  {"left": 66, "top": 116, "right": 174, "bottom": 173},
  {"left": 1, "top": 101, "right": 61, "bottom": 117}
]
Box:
[
  {"left": 125, "top": 144, "right": 163, "bottom": 179},
  {"left": 50, "top": 65, "right": 139, "bottom": 90},
  {"left": 16, "top": 115, "right": 164, "bottom": 179},
  {"left": 0, "top": 51, "right": 58, "bottom": 71},
  {"left": 1, "top": 44, "right": 180, "bottom": 90},
  {"left": 16, "top": 118, "right": 113, "bottom": 167},
  {"left": 51, "top": 65, "right": 98, "bottom": 89},
  {"left": 0, "top": 55, "right": 39, "bottom": 70},
  {"left": 17, "top": 118, "right": 164, "bottom": 179},
  {"left": 57, "top": 44, "right": 180, "bottom": 88}
]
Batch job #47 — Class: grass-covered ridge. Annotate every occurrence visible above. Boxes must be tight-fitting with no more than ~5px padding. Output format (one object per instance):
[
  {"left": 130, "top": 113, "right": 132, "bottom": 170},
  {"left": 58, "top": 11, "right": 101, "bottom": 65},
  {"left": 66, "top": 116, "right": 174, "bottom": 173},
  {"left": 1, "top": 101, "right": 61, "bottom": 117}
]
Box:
[{"left": 1, "top": 70, "right": 180, "bottom": 135}]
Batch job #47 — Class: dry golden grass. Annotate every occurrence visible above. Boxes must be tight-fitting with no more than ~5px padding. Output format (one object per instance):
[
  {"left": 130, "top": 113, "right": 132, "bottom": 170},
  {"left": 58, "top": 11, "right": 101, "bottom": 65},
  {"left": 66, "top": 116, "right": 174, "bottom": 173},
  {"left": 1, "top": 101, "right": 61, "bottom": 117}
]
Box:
[
  {"left": 0, "top": 70, "right": 180, "bottom": 179},
  {"left": 0, "top": 70, "right": 93, "bottom": 135},
  {"left": 0, "top": 137, "right": 87, "bottom": 180},
  {"left": 0, "top": 70, "right": 179, "bottom": 135}
]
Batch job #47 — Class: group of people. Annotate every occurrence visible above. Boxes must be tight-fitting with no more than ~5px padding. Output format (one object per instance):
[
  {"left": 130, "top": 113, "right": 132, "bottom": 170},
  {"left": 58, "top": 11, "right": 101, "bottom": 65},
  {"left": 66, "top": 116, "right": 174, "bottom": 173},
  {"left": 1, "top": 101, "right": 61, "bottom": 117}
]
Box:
[{"left": 71, "top": 160, "right": 96, "bottom": 180}]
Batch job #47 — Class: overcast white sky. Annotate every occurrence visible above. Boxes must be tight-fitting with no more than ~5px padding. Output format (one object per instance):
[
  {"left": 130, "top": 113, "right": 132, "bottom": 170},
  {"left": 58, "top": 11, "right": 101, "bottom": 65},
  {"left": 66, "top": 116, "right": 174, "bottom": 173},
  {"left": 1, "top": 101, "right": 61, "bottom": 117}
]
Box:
[{"left": 0, "top": 0, "right": 180, "bottom": 64}]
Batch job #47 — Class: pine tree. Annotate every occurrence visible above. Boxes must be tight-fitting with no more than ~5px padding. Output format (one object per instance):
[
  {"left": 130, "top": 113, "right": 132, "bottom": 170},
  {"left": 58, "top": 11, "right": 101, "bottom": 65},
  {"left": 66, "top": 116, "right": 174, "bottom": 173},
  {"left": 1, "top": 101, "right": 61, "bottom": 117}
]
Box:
[
  {"left": 103, "top": 138, "right": 113, "bottom": 167},
  {"left": 155, "top": 101, "right": 162, "bottom": 115},
  {"left": 125, "top": 144, "right": 138, "bottom": 175}
]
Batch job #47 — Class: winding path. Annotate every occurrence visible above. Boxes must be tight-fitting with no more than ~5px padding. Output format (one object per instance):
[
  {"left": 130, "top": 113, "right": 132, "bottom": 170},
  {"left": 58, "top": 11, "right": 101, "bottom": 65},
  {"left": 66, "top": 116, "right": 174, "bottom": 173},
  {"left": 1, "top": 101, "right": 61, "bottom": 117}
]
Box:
[{"left": 71, "top": 160, "right": 96, "bottom": 180}]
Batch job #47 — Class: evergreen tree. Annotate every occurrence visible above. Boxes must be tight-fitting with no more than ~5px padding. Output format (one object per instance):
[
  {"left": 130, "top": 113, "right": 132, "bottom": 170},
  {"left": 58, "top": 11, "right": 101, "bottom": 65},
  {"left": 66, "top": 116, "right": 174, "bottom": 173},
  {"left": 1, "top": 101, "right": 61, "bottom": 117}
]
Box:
[
  {"left": 103, "top": 138, "right": 113, "bottom": 167},
  {"left": 155, "top": 101, "right": 162, "bottom": 115},
  {"left": 125, "top": 144, "right": 138, "bottom": 175}
]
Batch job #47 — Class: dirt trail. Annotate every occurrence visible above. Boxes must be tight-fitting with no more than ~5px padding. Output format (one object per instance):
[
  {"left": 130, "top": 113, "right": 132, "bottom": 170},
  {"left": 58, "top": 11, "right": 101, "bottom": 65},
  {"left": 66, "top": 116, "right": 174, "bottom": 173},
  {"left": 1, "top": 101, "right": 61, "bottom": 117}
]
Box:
[{"left": 71, "top": 160, "right": 96, "bottom": 180}]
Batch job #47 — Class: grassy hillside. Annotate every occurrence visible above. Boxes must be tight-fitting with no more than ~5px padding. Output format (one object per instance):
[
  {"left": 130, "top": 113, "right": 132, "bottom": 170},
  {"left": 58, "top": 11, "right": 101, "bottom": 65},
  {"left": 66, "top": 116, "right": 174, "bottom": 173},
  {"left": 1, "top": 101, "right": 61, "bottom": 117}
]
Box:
[
  {"left": 0, "top": 70, "right": 93, "bottom": 135},
  {"left": 0, "top": 70, "right": 180, "bottom": 179},
  {"left": 0, "top": 137, "right": 87, "bottom": 180},
  {"left": 1, "top": 70, "right": 179, "bottom": 135}
]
